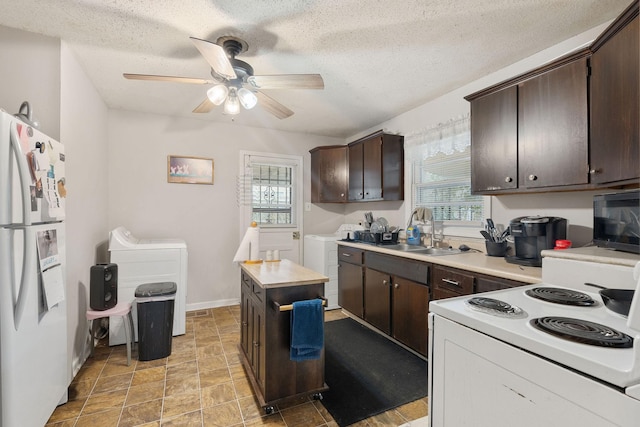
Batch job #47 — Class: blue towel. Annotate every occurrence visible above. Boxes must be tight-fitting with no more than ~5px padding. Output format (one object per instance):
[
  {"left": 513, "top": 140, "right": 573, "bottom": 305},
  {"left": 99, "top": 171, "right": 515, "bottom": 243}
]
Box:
[{"left": 290, "top": 299, "right": 324, "bottom": 362}]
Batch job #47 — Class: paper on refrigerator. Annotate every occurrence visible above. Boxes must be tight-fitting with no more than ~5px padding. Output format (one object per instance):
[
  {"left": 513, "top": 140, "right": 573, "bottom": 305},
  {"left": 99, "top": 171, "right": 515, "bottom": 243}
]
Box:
[
  {"left": 233, "top": 223, "right": 260, "bottom": 262},
  {"left": 36, "top": 229, "right": 65, "bottom": 309}
]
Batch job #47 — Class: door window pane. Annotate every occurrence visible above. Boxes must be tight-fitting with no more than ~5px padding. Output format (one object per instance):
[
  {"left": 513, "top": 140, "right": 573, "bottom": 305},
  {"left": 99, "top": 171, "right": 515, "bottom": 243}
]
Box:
[{"left": 251, "top": 164, "right": 294, "bottom": 226}]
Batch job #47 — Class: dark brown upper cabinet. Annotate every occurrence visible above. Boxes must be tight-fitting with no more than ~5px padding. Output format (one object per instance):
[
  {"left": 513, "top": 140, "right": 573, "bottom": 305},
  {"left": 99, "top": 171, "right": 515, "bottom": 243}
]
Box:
[
  {"left": 470, "top": 86, "right": 518, "bottom": 193},
  {"left": 589, "top": 1, "right": 639, "bottom": 185},
  {"left": 466, "top": 0, "right": 639, "bottom": 194},
  {"left": 518, "top": 55, "right": 589, "bottom": 189},
  {"left": 310, "top": 145, "right": 348, "bottom": 203},
  {"left": 466, "top": 49, "right": 590, "bottom": 195},
  {"left": 348, "top": 131, "right": 404, "bottom": 202}
]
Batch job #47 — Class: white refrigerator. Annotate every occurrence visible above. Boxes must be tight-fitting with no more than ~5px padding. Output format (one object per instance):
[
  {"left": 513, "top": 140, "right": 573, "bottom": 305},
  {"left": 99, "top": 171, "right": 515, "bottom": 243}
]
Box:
[{"left": 0, "top": 108, "right": 69, "bottom": 426}]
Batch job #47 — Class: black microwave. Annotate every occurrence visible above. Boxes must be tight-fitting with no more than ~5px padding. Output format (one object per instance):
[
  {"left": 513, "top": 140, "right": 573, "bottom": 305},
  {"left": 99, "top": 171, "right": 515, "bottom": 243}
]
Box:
[{"left": 593, "top": 190, "right": 640, "bottom": 254}]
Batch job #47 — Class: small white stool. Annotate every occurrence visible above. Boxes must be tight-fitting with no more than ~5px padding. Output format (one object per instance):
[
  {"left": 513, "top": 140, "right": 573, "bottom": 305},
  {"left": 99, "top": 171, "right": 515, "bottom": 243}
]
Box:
[{"left": 86, "top": 301, "right": 135, "bottom": 365}]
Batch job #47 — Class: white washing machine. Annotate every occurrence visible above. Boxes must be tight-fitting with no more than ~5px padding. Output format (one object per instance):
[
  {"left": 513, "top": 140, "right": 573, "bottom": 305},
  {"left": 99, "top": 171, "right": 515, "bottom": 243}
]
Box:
[{"left": 108, "top": 226, "right": 187, "bottom": 346}]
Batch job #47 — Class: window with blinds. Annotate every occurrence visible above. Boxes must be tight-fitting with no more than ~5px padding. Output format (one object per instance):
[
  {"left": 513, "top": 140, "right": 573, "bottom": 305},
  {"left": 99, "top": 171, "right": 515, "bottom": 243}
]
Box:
[
  {"left": 250, "top": 163, "right": 294, "bottom": 226},
  {"left": 407, "top": 114, "right": 485, "bottom": 226},
  {"left": 413, "top": 148, "right": 484, "bottom": 222}
]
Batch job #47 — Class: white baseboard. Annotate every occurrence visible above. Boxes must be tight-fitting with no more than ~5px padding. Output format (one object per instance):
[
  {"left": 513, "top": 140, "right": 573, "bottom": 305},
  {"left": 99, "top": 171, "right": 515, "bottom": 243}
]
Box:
[{"left": 186, "top": 298, "right": 240, "bottom": 312}]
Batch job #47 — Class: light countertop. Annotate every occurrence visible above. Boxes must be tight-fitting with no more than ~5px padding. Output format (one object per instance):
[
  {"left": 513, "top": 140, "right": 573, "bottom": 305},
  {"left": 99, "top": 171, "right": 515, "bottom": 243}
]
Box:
[
  {"left": 241, "top": 259, "right": 329, "bottom": 288},
  {"left": 541, "top": 246, "right": 640, "bottom": 268},
  {"left": 337, "top": 241, "right": 542, "bottom": 284}
]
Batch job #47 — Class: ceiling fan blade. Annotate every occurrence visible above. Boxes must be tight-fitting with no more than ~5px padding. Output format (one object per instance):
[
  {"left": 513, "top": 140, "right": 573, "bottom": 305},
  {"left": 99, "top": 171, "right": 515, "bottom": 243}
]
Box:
[
  {"left": 123, "top": 73, "right": 215, "bottom": 85},
  {"left": 192, "top": 98, "right": 215, "bottom": 114},
  {"left": 255, "top": 91, "right": 294, "bottom": 119},
  {"left": 248, "top": 74, "right": 324, "bottom": 90},
  {"left": 189, "top": 37, "right": 236, "bottom": 80}
]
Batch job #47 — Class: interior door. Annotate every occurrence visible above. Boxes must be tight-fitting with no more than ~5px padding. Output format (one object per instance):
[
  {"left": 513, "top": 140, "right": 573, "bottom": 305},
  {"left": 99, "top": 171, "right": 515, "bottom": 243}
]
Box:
[{"left": 239, "top": 151, "right": 303, "bottom": 264}]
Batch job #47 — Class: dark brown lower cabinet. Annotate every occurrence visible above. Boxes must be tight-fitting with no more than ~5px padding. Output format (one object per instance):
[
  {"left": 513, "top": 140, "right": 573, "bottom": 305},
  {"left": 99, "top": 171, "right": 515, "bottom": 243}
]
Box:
[
  {"left": 239, "top": 270, "right": 326, "bottom": 412},
  {"left": 338, "top": 246, "right": 364, "bottom": 318},
  {"left": 364, "top": 267, "right": 391, "bottom": 334},
  {"left": 392, "top": 276, "right": 430, "bottom": 356},
  {"left": 432, "top": 264, "right": 526, "bottom": 300}
]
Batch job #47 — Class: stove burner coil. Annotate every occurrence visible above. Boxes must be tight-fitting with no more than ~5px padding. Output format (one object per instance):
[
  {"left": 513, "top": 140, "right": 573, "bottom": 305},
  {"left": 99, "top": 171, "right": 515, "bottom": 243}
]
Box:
[
  {"left": 525, "top": 287, "right": 596, "bottom": 306},
  {"left": 531, "top": 316, "right": 633, "bottom": 348},
  {"left": 465, "top": 297, "right": 526, "bottom": 318}
]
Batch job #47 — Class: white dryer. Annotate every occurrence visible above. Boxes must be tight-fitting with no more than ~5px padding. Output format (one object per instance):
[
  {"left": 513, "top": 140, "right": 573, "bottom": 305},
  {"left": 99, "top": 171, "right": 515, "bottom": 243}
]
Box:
[{"left": 108, "top": 226, "right": 187, "bottom": 346}]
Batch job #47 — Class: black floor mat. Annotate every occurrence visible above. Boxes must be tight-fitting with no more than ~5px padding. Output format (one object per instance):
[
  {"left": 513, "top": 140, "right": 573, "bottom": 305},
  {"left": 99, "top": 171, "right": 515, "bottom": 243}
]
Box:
[{"left": 321, "top": 317, "right": 428, "bottom": 426}]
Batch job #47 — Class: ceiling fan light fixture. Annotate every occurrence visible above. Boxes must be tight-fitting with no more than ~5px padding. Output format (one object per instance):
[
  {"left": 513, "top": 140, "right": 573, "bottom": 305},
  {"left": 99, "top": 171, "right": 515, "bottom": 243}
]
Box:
[
  {"left": 224, "top": 88, "right": 241, "bottom": 115},
  {"left": 238, "top": 88, "right": 258, "bottom": 110},
  {"left": 207, "top": 84, "right": 228, "bottom": 105}
]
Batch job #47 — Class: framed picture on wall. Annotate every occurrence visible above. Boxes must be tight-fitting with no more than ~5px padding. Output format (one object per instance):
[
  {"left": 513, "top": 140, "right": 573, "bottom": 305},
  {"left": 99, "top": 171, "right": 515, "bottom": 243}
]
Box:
[{"left": 167, "top": 155, "right": 214, "bottom": 185}]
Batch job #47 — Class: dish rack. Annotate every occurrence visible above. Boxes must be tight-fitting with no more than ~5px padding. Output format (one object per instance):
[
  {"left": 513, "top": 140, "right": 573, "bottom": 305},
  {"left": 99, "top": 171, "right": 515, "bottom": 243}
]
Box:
[{"left": 354, "top": 230, "right": 399, "bottom": 245}]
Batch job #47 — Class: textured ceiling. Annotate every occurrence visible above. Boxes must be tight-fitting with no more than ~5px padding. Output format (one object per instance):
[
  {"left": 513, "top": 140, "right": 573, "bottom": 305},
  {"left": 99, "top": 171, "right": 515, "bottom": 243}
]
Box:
[{"left": 0, "top": 0, "right": 631, "bottom": 138}]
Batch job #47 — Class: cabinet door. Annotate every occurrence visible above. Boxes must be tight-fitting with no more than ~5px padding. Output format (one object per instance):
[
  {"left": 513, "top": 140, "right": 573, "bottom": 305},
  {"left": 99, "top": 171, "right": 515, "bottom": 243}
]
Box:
[
  {"left": 470, "top": 86, "right": 518, "bottom": 193},
  {"left": 518, "top": 57, "right": 589, "bottom": 189},
  {"left": 240, "top": 288, "right": 251, "bottom": 355},
  {"left": 348, "top": 142, "right": 364, "bottom": 201},
  {"left": 362, "top": 136, "right": 383, "bottom": 200},
  {"left": 251, "top": 300, "right": 266, "bottom": 390},
  {"left": 364, "top": 267, "right": 391, "bottom": 334},
  {"left": 338, "top": 261, "right": 364, "bottom": 318},
  {"left": 310, "top": 146, "right": 348, "bottom": 202},
  {"left": 590, "top": 15, "right": 639, "bottom": 185},
  {"left": 392, "top": 277, "right": 429, "bottom": 355}
]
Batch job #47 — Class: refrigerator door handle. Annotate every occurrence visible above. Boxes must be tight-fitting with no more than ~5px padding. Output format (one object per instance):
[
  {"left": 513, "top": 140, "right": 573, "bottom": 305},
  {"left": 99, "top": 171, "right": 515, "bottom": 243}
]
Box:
[
  {"left": 9, "top": 122, "right": 33, "bottom": 226},
  {"left": 13, "top": 227, "right": 34, "bottom": 330}
]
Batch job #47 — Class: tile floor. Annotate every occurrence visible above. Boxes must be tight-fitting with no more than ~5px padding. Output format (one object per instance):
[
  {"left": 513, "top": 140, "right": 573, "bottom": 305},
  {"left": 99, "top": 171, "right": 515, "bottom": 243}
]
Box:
[{"left": 46, "top": 306, "right": 428, "bottom": 427}]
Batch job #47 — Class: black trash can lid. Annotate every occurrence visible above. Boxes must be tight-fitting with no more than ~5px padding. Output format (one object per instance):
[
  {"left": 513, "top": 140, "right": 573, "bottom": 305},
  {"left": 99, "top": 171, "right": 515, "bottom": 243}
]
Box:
[{"left": 135, "top": 282, "right": 177, "bottom": 297}]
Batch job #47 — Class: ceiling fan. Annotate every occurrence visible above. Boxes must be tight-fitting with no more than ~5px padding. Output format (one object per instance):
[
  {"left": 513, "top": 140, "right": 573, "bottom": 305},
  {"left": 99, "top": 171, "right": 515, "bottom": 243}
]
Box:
[{"left": 123, "top": 36, "right": 324, "bottom": 119}]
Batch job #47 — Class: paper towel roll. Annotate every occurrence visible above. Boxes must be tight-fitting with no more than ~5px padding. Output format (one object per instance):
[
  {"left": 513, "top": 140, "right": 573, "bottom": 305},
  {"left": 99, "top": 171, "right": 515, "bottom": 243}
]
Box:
[{"left": 233, "top": 222, "right": 260, "bottom": 262}]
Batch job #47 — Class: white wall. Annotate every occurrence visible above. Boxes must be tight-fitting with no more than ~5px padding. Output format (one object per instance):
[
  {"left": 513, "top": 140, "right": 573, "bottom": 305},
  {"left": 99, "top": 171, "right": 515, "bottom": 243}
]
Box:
[
  {"left": 106, "top": 111, "right": 341, "bottom": 309},
  {"left": 341, "top": 22, "right": 613, "bottom": 247},
  {"left": 60, "top": 43, "right": 110, "bottom": 376}
]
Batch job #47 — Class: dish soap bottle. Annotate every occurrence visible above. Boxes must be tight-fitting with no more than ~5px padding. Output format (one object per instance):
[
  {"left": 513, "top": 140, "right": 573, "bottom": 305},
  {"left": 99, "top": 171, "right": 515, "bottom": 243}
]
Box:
[{"left": 407, "top": 225, "right": 421, "bottom": 245}]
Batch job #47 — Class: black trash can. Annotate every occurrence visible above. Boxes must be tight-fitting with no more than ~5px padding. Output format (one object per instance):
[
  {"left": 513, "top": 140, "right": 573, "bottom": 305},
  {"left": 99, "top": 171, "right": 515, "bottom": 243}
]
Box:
[{"left": 135, "top": 282, "right": 177, "bottom": 361}]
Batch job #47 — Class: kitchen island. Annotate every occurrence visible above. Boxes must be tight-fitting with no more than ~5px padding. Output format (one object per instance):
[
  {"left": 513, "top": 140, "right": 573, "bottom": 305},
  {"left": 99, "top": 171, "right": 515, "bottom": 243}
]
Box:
[{"left": 239, "top": 259, "right": 329, "bottom": 414}]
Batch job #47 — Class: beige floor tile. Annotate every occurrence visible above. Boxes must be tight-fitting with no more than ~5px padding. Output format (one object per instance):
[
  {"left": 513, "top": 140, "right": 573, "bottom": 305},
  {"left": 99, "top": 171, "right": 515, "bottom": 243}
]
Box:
[
  {"left": 125, "top": 380, "right": 165, "bottom": 406},
  {"left": 47, "top": 398, "right": 87, "bottom": 424},
  {"left": 166, "top": 360, "right": 198, "bottom": 380},
  {"left": 279, "top": 401, "right": 326, "bottom": 426},
  {"left": 161, "top": 409, "right": 203, "bottom": 426},
  {"left": 74, "top": 407, "right": 121, "bottom": 427},
  {"left": 198, "top": 354, "right": 228, "bottom": 371},
  {"left": 201, "top": 382, "right": 237, "bottom": 408},
  {"left": 131, "top": 366, "right": 166, "bottom": 386},
  {"left": 162, "top": 389, "right": 201, "bottom": 419},
  {"left": 82, "top": 389, "right": 128, "bottom": 415},
  {"left": 202, "top": 401, "right": 243, "bottom": 427},
  {"left": 119, "top": 398, "right": 163, "bottom": 427},
  {"left": 92, "top": 371, "right": 133, "bottom": 394},
  {"left": 199, "top": 367, "right": 232, "bottom": 388},
  {"left": 165, "top": 372, "right": 200, "bottom": 397},
  {"left": 243, "top": 413, "right": 287, "bottom": 427},
  {"left": 237, "top": 395, "right": 265, "bottom": 421},
  {"left": 396, "top": 397, "right": 429, "bottom": 420}
]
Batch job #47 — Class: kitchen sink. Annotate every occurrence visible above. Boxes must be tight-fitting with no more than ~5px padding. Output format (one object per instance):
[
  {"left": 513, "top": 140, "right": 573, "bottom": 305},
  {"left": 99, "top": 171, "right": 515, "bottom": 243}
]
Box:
[{"left": 383, "top": 244, "right": 462, "bottom": 256}]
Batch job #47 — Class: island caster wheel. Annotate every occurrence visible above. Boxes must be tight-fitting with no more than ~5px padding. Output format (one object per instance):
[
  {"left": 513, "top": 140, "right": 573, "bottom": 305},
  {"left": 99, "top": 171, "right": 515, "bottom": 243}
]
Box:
[
  {"left": 264, "top": 406, "right": 275, "bottom": 415},
  {"left": 312, "top": 392, "right": 323, "bottom": 400}
]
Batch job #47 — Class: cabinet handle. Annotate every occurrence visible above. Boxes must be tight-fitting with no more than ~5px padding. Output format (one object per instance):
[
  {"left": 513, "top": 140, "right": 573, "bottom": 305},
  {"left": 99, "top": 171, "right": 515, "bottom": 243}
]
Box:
[
  {"left": 382, "top": 279, "right": 388, "bottom": 286},
  {"left": 504, "top": 176, "right": 513, "bottom": 183},
  {"left": 253, "top": 341, "right": 259, "bottom": 347},
  {"left": 341, "top": 253, "right": 351, "bottom": 257},
  {"left": 359, "top": 192, "right": 363, "bottom": 196},
  {"left": 340, "top": 193, "right": 345, "bottom": 197},
  {"left": 528, "top": 174, "right": 538, "bottom": 181},
  {"left": 589, "top": 169, "right": 600, "bottom": 174},
  {"left": 394, "top": 283, "right": 399, "bottom": 289},
  {"left": 241, "top": 321, "right": 247, "bottom": 326},
  {"left": 442, "top": 278, "right": 461, "bottom": 288}
]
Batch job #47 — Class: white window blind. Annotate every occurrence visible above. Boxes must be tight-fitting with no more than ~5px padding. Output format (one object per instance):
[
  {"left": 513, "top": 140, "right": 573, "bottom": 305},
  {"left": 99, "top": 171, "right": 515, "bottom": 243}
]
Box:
[{"left": 406, "top": 114, "right": 485, "bottom": 224}]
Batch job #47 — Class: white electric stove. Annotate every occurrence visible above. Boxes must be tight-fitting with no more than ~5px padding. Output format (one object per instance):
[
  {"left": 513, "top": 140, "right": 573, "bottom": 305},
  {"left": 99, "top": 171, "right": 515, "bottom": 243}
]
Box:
[{"left": 428, "top": 249, "right": 640, "bottom": 427}]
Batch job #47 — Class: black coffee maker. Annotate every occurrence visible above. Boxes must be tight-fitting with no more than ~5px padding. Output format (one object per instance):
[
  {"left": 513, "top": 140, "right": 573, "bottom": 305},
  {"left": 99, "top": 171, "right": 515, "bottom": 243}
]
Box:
[{"left": 506, "top": 216, "right": 567, "bottom": 267}]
